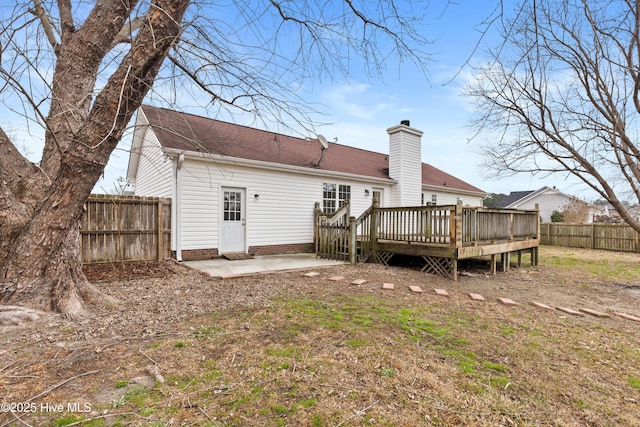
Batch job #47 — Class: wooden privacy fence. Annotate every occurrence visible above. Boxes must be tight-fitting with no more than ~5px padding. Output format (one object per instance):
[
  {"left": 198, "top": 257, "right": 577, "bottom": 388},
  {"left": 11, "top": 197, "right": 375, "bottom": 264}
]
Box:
[
  {"left": 540, "top": 222, "right": 640, "bottom": 252},
  {"left": 81, "top": 194, "right": 171, "bottom": 264}
]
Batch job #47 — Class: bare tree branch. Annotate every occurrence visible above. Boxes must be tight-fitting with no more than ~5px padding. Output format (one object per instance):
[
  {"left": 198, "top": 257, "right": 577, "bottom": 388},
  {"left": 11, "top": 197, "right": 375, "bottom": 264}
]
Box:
[
  {"left": 467, "top": 0, "right": 640, "bottom": 232},
  {"left": 31, "top": 0, "right": 58, "bottom": 51},
  {"left": 57, "top": 0, "right": 74, "bottom": 39},
  {"left": 111, "top": 16, "right": 144, "bottom": 48}
]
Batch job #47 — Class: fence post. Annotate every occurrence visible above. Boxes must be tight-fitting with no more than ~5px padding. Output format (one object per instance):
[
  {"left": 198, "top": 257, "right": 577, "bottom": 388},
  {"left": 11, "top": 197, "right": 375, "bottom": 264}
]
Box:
[
  {"left": 535, "top": 204, "right": 541, "bottom": 242},
  {"left": 349, "top": 216, "right": 357, "bottom": 264},
  {"left": 313, "top": 202, "right": 320, "bottom": 256},
  {"left": 157, "top": 198, "right": 164, "bottom": 261},
  {"left": 509, "top": 212, "right": 514, "bottom": 241}
]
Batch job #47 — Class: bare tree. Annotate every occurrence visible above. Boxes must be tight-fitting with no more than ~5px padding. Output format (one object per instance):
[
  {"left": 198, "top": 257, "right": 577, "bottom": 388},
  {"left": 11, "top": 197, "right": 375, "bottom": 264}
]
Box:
[
  {"left": 0, "top": 1, "right": 431, "bottom": 317},
  {"left": 467, "top": 0, "right": 640, "bottom": 232},
  {"left": 560, "top": 198, "right": 592, "bottom": 223}
]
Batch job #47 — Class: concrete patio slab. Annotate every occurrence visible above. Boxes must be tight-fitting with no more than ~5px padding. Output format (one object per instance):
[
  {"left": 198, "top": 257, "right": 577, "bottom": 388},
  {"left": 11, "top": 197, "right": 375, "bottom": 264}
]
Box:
[{"left": 184, "top": 253, "right": 345, "bottom": 278}]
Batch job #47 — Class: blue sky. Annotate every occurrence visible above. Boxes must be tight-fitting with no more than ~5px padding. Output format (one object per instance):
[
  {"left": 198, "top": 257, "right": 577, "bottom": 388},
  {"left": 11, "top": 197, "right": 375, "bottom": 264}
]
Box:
[{"left": 2, "top": 1, "right": 596, "bottom": 199}]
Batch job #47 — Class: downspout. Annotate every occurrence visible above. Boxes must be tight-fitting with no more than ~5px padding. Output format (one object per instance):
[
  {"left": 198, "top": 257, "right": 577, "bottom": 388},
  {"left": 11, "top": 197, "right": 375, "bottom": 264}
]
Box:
[{"left": 175, "top": 152, "right": 185, "bottom": 261}]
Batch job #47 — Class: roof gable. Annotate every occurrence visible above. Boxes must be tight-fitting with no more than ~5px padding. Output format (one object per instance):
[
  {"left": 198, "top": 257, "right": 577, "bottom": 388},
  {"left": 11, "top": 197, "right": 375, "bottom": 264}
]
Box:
[
  {"left": 499, "top": 186, "right": 575, "bottom": 208},
  {"left": 139, "top": 105, "right": 484, "bottom": 194}
]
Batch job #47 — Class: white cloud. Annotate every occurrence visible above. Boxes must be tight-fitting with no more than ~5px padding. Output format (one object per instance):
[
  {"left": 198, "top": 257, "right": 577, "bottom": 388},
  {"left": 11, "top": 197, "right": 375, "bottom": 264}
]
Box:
[{"left": 323, "top": 83, "right": 399, "bottom": 121}]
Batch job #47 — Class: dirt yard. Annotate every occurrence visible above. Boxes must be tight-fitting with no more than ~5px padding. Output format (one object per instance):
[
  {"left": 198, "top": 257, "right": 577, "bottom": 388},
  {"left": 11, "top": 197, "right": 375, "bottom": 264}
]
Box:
[{"left": 1, "top": 247, "right": 639, "bottom": 426}]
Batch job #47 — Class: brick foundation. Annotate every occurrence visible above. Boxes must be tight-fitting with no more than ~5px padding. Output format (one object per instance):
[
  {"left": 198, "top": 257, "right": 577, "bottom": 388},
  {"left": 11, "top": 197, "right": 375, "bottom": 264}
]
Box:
[
  {"left": 249, "top": 243, "right": 314, "bottom": 256},
  {"left": 174, "top": 243, "right": 314, "bottom": 260},
  {"left": 176, "top": 248, "right": 219, "bottom": 261}
]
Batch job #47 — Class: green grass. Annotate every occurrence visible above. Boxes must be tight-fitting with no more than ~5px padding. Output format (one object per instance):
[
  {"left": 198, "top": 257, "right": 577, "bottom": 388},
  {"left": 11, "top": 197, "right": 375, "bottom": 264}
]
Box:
[
  {"left": 489, "top": 376, "right": 511, "bottom": 389},
  {"left": 345, "top": 338, "right": 367, "bottom": 348},
  {"left": 264, "top": 345, "right": 297, "bottom": 358},
  {"left": 54, "top": 415, "right": 84, "bottom": 426},
  {"left": 380, "top": 367, "right": 395, "bottom": 377},
  {"left": 299, "top": 398, "right": 317, "bottom": 408},
  {"left": 544, "top": 253, "right": 640, "bottom": 282},
  {"left": 18, "top": 250, "right": 640, "bottom": 426},
  {"left": 483, "top": 361, "right": 510, "bottom": 372}
]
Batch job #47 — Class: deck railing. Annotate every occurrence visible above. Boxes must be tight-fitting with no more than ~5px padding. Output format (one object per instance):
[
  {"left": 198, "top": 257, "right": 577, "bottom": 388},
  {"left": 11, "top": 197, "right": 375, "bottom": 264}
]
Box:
[
  {"left": 376, "top": 205, "right": 453, "bottom": 244},
  {"left": 376, "top": 205, "right": 539, "bottom": 246},
  {"left": 462, "top": 207, "right": 539, "bottom": 244}
]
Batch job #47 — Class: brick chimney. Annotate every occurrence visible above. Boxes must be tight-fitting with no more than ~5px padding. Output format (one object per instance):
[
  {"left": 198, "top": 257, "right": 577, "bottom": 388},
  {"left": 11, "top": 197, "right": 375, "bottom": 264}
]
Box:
[{"left": 387, "top": 120, "right": 423, "bottom": 206}]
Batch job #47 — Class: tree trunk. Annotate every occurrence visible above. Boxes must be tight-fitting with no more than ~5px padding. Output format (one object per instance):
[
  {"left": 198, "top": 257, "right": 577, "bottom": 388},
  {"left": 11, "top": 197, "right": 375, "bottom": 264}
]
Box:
[
  {"left": 0, "top": 0, "right": 189, "bottom": 317},
  {"left": 1, "top": 225, "right": 102, "bottom": 316},
  {"left": 1, "top": 159, "right": 111, "bottom": 317}
]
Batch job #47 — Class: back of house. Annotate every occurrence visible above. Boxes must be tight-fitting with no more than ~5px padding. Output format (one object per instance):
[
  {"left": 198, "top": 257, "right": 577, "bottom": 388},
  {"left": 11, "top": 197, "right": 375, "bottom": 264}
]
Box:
[{"left": 127, "top": 106, "right": 485, "bottom": 260}]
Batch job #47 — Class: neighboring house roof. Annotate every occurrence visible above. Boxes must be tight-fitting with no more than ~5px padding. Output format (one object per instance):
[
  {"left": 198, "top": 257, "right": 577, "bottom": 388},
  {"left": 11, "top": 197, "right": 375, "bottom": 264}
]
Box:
[
  {"left": 495, "top": 190, "right": 535, "bottom": 208},
  {"left": 135, "top": 105, "right": 484, "bottom": 194},
  {"left": 497, "top": 186, "right": 576, "bottom": 208}
]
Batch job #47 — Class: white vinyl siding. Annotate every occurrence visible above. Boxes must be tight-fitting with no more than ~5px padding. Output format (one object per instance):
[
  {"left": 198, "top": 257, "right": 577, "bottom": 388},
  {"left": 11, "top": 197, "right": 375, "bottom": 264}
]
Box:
[
  {"left": 179, "top": 162, "right": 219, "bottom": 250},
  {"left": 422, "top": 190, "right": 483, "bottom": 207},
  {"left": 175, "top": 158, "right": 387, "bottom": 251},
  {"left": 133, "top": 129, "right": 173, "bottom": 198},
  {"left": 507, "top": 190, "right": 571, "bottom": 222},
  {"left": 387, "top": 126, "right": 423, "bottom": 206}
]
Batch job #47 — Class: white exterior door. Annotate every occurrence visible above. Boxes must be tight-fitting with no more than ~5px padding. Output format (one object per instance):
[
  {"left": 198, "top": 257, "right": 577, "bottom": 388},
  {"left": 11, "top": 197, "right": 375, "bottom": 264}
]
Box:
[{"left": 221, "top": 187, "right": 246, "bottom": 253}]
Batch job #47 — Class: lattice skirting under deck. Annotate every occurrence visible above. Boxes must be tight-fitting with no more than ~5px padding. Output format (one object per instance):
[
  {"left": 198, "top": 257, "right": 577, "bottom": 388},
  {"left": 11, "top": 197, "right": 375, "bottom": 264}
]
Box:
[
  {"left": 375, "top": 251, "right": 394, "bottom": 266},
  {"left": 421, "top": 256, "right": 458, "bottom": 281}
]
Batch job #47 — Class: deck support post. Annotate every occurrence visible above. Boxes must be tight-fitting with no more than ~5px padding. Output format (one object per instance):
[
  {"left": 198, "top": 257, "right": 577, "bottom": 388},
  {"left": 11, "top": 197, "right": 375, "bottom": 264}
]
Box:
[
  {"left": 501, "top": 252, "right": 511, "bottom": 272},
  {"left": 453, "top": 204, "right": 463, "bottom": 248},
  {"left": 490, "top": 254, "right": 497, "bottom": 275},
  {"left": 370, "top": 196, "right": 379, "bottom": 262}
]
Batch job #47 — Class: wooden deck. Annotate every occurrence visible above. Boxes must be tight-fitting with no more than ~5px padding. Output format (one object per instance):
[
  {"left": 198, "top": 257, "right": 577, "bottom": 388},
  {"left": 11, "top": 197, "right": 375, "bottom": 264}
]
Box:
[{"left": 315, "top": 201, "right": 540, "bottom": 280}]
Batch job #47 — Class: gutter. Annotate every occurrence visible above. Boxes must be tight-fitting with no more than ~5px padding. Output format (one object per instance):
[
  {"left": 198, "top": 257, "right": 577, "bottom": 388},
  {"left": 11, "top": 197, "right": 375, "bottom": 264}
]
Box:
[
  {"left": 162, "top": 148, "right": 395, "bottom": 185},
  {"left": 175, "top": 152, "right": 185, "bottom": 261},
  {"left": 422, "top": 184, "right": 487, "bottom": 198}
]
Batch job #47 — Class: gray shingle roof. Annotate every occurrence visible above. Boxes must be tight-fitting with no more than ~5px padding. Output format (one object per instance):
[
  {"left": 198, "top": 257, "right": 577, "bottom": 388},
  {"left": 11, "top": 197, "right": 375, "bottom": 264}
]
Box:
[
  {"left": 141, "top": 105, "right": 485, "bottom": 194},
  {"left": 495, "top": 191, "right": 535, "bottom": 208}
]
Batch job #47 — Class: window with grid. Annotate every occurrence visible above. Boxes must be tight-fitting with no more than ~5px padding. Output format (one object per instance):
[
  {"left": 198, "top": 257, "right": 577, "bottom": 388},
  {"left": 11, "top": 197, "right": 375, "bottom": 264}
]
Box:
[
  {"left": 323, "top": 183, "right": 336, "bottom": 213},
  {"left": 338, "top": 185, "right": 351, "bottom": 206},
  {"left": 323, "top": 183, "right": 351, "bottom": 213}
]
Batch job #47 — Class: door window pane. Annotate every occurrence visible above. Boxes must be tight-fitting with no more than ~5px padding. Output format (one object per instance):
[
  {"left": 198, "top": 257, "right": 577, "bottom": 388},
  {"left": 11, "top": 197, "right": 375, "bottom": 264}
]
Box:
[{"left": 224, "top": 191, "right": 242, "bottom": 221}]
